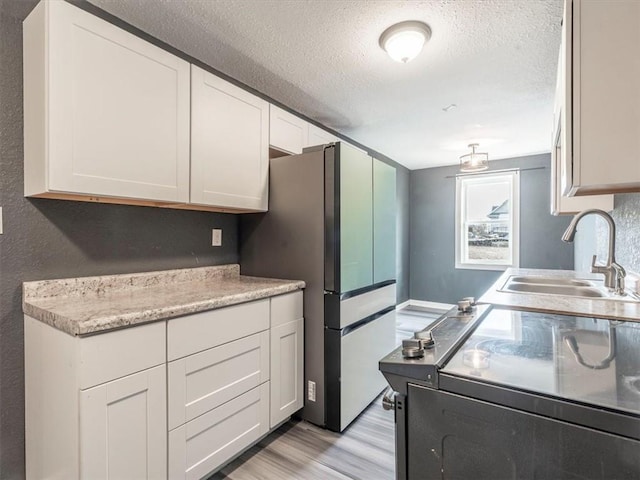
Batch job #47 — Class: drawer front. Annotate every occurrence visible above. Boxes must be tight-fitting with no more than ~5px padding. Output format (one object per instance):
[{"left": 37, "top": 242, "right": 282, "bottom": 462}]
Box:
[
  {"left": 270, "top": 291, "right": 303, "bottom": 328},
  {"left": 168, "top": 300, "right": 269, "bottom": 361},
  {"left": 339, "top": 283, "right": 396, "bottom": 329},
  {"left": 79, "top": 321, "right": 166, "bottom": 389},
  {"left": 168, "top": 382, "right": 270, "bottom": 480},
  {"left": 168, "top": 330, "right": 270, "bottom": 430}
]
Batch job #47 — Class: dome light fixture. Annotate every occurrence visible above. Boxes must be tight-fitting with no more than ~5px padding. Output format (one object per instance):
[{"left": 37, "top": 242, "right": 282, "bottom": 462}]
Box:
[
  {"left": 460, "top": 143, "right": 489, "bottom": 172},
  {"left": 379, "top": 21, "right": 432, "bottom": 63}
]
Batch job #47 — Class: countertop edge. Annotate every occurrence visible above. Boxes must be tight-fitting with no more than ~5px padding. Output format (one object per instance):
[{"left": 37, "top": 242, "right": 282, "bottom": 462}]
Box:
[{"left": 24, "top": 280, "right": 305, "bottom": 336}]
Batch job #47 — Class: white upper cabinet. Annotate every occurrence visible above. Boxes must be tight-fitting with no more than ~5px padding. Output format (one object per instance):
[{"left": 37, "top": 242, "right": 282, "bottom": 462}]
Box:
[
  {"left": 270, "top": 104, "right": 339, "bottom": 154},
  {"left": 270, "top": 105, "right": 308, "bottom": 154},
  {"left": 191, "top": 65, "right": 269, "bottom": 211},
  {"left": 307, "top": 124, "right": 338, "bottom": 148},
  {"left": 551, "top": 14, "right": 612, "bottom": 215},
  {"left": 23, "top": 0, "right": 190, "bottom": 203},
  {"left": 560, "top": 0, "right": 640, "bottom": 197}
]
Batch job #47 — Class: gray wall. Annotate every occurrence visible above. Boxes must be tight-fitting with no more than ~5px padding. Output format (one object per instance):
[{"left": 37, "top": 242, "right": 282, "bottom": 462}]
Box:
[
  {"left": 409, "top": 154, "right": 575, "bottom": 304},
  {"left": 0, "top": 3, "right": 239, "bottom": 477},
  {"left": 574, "top": 193, "right": 640, "bottom": 275}
]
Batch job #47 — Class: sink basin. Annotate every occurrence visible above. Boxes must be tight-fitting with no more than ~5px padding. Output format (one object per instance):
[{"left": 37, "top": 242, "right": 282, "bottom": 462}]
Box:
[
  {"left": 498, "top": 275, "right": 640, "bottom": 302},
  {"left": 509, "top": 276, "right": 594, "bottom": 287},
  {"left": 505, "top": 283, "right": 606, "bottom": 297}
]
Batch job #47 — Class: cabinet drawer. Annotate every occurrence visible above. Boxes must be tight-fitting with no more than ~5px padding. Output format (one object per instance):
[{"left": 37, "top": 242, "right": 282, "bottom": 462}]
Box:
[
  {"left": 168, "top": 330, "right": 269, "bottom": 430},
  {"left": 270, "top": 291, "right": 303, "bottom": 328},
  {"left": 79, "top": 321, "right": 166, "bottom": 389},
  {"left": 168, "top": 300, "right": 269, "bottom": 361},
  {"left": 168, "top": 382, "right": 270, "bottom": 480}
]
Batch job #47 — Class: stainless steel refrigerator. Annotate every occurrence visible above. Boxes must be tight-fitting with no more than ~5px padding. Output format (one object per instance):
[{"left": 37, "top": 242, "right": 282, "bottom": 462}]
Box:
[{"left": 241, "top": 142, "right": 397, "bottom": 432}]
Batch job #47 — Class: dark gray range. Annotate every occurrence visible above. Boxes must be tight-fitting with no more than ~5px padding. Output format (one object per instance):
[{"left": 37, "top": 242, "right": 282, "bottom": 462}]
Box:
[
  {"left": 242, "top": 142, "right": 397, "bottom": 432},
  {"left": 380, "top": 304, "right": 640, "bottom": 479}
]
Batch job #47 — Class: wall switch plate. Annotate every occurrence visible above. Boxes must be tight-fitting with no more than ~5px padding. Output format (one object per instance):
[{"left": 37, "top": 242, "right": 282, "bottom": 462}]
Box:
[
  {"left": 307, "top": 380, "right": 316, "bottom": 402},
  {"left": 211, "top": 229, "right": 222, "bottom": 247}
]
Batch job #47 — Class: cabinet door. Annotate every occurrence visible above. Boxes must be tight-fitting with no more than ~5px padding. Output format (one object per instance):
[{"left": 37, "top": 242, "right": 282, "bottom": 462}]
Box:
[
  {"left": 270, "top": 105, "right": 308, "bottom": 154},
  {"left": 80, "top": 365, "right": 166, "bottom": 480},
  {"left": 270, "top": 318, "right": 304, "bottom": 427},
  {"left": 30, "top": 1, "right": 190, "bottom": 202},
  {"left": 191, "top": 65, "right": 269, "bottom": 211},
  {"left": 339, "top": 143, "right": 373, "bottom": 293},
  {"left": 568, "top": 0, "right": 640, "bottom": 194},
  {"left": 169, "top": 383, "right": 270, "bottom": 480},
  {"left": 307, "top": 124, "right": 337, "bottom": 148},
  {"left": 373, "top": 158, "right": 397, "bottom": 283}
]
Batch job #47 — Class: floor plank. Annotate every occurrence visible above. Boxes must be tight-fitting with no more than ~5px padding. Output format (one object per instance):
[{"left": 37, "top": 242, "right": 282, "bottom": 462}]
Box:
[{"left": 210, "top": 306, "right": 448, "bottom": 480}]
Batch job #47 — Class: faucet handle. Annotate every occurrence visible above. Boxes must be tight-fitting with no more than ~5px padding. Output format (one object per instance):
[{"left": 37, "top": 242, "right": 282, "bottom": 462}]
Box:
[{"left": 590, "top": 254, "right": 606, "bottom": 273}]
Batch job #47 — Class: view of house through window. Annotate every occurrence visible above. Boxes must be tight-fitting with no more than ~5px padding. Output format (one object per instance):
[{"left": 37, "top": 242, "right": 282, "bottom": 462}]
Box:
[{"left": 455, "top": 171, "right": 520, "bottom": 270}]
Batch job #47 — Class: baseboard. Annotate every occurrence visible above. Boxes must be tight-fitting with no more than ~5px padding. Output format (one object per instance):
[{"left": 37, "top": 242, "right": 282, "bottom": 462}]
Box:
[{"left": 395, "top": 300, "right": 410, "bottom": 310}]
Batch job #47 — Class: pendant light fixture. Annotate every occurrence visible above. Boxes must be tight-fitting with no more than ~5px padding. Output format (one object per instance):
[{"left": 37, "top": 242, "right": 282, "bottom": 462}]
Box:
[
  {"left": 379, "top": 21, "right": 432, "bottom": 63},
  {"left": 459, "top": 143, "right": 489, "bottom": 172}
]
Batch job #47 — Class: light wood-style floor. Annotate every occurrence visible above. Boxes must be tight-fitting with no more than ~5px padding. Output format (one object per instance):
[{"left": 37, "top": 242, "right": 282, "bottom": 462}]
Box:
[{"left": 211, "top": 305, "right": 448, "bottom": 480}]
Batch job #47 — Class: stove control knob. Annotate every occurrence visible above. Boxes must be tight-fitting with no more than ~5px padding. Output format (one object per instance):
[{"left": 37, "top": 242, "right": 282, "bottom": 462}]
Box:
[
  {"left": 402, "top": 338, "right": 424, "bottom": 359},
  {"left": 457, "top": 299, "right": 474, "bottom": 313},
  {"left": 414, "top": 330, "right": 435, "bottom": 349}
]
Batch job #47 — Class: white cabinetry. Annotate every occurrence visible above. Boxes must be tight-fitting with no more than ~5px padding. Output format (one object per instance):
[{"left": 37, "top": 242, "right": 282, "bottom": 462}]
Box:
[
  {"left": 23, "top": 0, "right": 190, "bottom": 204},
  {"left": 80, "top": 366, "right": 167, "bottom": 480},
  {"left": 307, "top": 124, "right": 338, "bottom": 147},
  {"left": 191, "top": 65, "right": 269, "bottom": 211},
  {"left": 25, "top": 291, "right": 304, "bottom": 479},
  {"left": 167, "top": 300, "right": 272, "bottom": 477},
  {"left": 270, "top": 105, "right": 309, "bottom": 154},
  {"left": 551, "top": 14, "right": 612, "bottom": 215},
  {"left": 270, "top": 105, "right": 339, "bottom": 154},
  {"left": 559, "top": 0, "right": 640, "bottom": 197},
  {"left": 270, "top": 292, "right": 304, "bottom": 427},
  {"left": 25, "top": 319, "right": 167, "bottom": 480}
]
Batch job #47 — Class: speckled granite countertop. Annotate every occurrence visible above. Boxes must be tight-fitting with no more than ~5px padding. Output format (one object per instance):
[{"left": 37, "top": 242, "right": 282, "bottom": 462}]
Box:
[
  {"left": 479, "top": 268, "right": 640, "bottom": 322},
  {"left": 23, "top": 265, "right": 305, "bottom": 336}
]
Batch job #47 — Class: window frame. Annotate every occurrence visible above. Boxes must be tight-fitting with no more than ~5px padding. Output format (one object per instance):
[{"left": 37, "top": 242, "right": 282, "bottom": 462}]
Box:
[{"left": 454, "top": 170, "right": 520, "bottom": 271}]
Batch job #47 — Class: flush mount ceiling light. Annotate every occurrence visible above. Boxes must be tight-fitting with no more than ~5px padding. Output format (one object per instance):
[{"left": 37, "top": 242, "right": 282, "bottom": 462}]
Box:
[
  {"left": 459, "top": 143, "right": 489, "bottom": 172},
  {"left": 379, "top": 21, "right": 432, "bottom": 63}
]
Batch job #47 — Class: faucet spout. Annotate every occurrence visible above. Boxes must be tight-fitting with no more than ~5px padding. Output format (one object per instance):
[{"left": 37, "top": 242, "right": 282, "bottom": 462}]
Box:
[{"left": 561, "top": 209, "right": 625, "bottom": 294}]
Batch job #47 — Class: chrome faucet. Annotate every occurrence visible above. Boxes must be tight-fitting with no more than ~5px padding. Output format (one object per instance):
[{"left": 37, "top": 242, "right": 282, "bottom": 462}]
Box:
[{"left": 561, "top": 209, "right": 626, "bottom": 295}]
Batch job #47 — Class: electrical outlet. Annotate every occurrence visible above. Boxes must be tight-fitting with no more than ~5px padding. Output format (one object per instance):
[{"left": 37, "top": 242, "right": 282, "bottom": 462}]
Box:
[
  {"left": 211, "top": 229, "right": 222, "bottom": 247},
  {"left": 307, "top": 380, "right": 316, "bottom": 402}
]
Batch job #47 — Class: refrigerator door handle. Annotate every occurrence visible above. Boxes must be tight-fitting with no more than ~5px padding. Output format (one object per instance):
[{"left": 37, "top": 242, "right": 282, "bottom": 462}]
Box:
[{"left": 324, "top": 144, "right": 338, "bottom": 292}]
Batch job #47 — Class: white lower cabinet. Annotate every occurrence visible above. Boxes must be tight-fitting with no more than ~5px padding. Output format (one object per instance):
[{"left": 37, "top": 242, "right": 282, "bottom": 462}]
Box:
[
  {"left": 168, "top": 330, "right": 270, "bottom": 430},
  {"left": 168, "top": 382, "right": 270, "bottom": 479},
  {"left": 269, "top": 292, "right": 304, "bottom": 427},
  {"left": 25, "top": 291, "right": 304, "bottom": 480},
  {"left": 24, "top": 318, "right": 167, "bottom": 480},
  {"left": 80, "top": 365, "right": 167, "bottom": 480}
]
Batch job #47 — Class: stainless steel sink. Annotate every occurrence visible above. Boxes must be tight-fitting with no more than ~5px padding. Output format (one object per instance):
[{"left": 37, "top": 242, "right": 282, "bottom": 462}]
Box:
[
  {"left": 498, "top": 275, "right": 640, "bottom": 302},
  {"left": 508, "top": 276, "right": 594, "bottom": 287},
  {"left": 505, "top": 283, "right": 606, "bottom": 297}
]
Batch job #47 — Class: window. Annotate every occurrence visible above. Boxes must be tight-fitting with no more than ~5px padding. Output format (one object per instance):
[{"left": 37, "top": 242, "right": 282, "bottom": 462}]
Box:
[{"left": 455, "top": 171, "right": 520, "bottom": 270}]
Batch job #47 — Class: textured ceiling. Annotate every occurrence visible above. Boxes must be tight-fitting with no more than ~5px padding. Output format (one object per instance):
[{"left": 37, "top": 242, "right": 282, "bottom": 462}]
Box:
[{"left": 88, "top": 0, "right": 563, "bottom": 170}]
